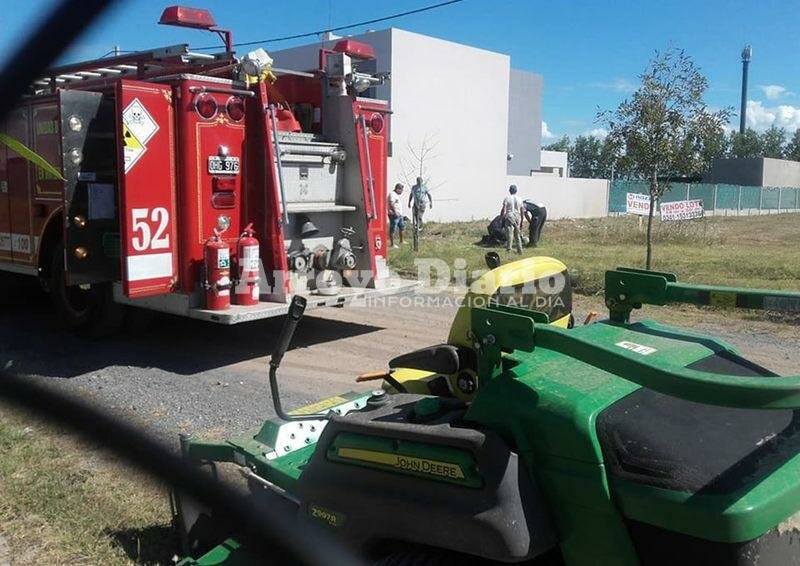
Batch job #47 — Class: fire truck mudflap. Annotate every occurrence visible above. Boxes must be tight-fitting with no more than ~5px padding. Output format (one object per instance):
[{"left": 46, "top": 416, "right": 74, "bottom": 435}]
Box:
[{"left": 59, "top": 89, "right": 118, "bottom": 286}]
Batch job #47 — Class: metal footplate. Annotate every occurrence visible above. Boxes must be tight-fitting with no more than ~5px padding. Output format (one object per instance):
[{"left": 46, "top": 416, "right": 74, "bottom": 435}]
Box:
[
  {"left": 113, "top": 278, "right": 421, "bottom": 324},
  {"left": 180, "top": 392, "right": 371, "bottom": 469},
  {"left": 255, "top": 393, "right": 371, "bottom": 460}
]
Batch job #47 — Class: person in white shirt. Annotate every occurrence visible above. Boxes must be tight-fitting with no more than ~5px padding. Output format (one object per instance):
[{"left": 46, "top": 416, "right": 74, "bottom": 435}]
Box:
[
  {"left": 501, "top": 185, "right": 523, "bottom": 254},
  {"left": 388, "top": 183, "right": 405, "bottom": 248}
]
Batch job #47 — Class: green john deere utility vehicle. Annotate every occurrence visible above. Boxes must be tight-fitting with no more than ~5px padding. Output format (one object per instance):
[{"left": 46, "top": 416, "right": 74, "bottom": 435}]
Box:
[{"left": 172, "top": 258, "right": 800, "bottom": 565}]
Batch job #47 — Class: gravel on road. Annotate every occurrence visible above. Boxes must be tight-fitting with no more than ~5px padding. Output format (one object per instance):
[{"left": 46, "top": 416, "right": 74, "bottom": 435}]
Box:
[{"left": 1, "top": 274, "right": 798, "bottom": 448}]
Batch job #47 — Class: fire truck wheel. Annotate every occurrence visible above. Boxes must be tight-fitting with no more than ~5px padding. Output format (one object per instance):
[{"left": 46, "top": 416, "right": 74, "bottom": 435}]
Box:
[{"left": 50, "top": 242, "right": 125, "bottom": 337}]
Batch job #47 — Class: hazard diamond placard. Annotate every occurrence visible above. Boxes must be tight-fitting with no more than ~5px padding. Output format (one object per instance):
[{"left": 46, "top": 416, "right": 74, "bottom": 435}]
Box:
[{"left": 121, "top": 98, "right": 159, "bottom": 172}]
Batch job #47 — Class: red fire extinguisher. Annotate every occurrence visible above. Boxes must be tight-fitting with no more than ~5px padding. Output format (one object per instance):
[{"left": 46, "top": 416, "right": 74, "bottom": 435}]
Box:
[
  {"left": 235, "top": 223, "right": 260, "bottom": 306},
  {"left": 204, "top": 229, "right": 231, "bottom": 310}
]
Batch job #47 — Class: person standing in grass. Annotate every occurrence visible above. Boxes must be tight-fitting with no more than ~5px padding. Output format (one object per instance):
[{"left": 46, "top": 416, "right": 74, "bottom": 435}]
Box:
[
  {"left": 388, "top": 183, "right": 405, "bottom": 248},
  {"left": 408, "top": 176, "right": 433, "bottom": 230},
  {"left": 501, "top": 185, "right": 523, "bottom": 254}
]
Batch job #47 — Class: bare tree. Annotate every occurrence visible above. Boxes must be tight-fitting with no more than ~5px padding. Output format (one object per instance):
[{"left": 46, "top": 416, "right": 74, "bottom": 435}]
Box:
[{"left": 399, "top": 133, "right": 444, "bottom": 190}]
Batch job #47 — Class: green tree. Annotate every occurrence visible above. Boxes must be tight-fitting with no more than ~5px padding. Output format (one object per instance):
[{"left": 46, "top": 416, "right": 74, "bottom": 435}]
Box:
[
  {"left": 544, "top": 135, "right": 571, "bottom": 153},
  {"left": 599, "top": 135, "right": 629, "bottom": 179},
  {"left": 598, "top": 136, "right": 617, "bottom": 179},
  {"left": 693, "top": 119, "right": 730, "bottom": 172},
  {"left": 730, "top": 128, "right": 763, "bottom": 158},
  {"left": 569, "top": 135, "right": 603, "bottom": 178},
  {"left": 760, "top": 126, "right": 787, "bottom": 158},
  {"left": 599, "top": 47, "right": 731, "bottom": 269},
  {"left": 786, "top": 129, "right": 800, "bottom": 162}
]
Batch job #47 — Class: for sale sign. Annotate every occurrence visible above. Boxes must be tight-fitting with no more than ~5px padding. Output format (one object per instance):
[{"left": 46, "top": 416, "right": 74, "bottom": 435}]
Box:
[
  {"left": 626, "top": 193, "right": 651, "bottom": 216},
  {"left": 660, "top": 199, "right": 704, "bottom": 221}
]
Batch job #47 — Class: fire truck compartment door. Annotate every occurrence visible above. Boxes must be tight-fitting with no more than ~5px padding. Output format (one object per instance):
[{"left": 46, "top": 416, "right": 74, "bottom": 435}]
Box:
[
  {"left": 0, "top": 136, "right": 10, "bottom": 263},
  {"left": 115, "top": 80, "right": 178, "bottom": 298},
  {"left": 60, "top": 89, "right": 119, "bottom": 285}
]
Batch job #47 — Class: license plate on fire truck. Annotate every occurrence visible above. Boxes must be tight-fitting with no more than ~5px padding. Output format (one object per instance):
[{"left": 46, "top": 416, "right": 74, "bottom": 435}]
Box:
[{"left": 207, "top": 155, "right": 240, "bottom": 174}]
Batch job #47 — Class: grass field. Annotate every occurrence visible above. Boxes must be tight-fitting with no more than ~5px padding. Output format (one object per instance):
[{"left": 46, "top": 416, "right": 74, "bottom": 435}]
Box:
[
  {"left": 388, "top": 213, "right": 800, "bottom": 294},
  {"left": 0, "top": 406, "right": 173, "bottom": 565}
]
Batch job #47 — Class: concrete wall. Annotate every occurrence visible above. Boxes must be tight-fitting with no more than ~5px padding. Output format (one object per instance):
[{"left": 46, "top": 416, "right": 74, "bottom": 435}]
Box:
[
  {"left": 535, "top": 150, "right": 568, "bottom": 177},
  {"left": 506, "top": 176, "right": 609, "bottom": 219},
  {"left": 388, "top": 29, "right": 510, "bottom": 223},
  {"left": 762, "top": 158, "right": 800, "bottom": 188},
  {"left": 708, "top": 157, "right": 764, "bottom": 186},
  {"left": 708, "top": 157, "right": 800, "bottom": 188},
  {"left": 506, "top": 70, "right": 542, "bottom": 175}
]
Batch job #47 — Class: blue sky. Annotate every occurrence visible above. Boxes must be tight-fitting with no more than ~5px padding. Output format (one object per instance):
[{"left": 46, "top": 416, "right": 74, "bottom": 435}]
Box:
[{"left": 3, "top": 0, "right": 799, "bottom": 140}]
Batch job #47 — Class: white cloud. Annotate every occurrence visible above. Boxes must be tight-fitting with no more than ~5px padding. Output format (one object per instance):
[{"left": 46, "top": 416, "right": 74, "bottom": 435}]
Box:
[
  {"left": 744, "top": 100, "right": 800, "bottom": 131},
  {"left": 583, "top": 127, "right": 608, "bottom": 139},
  {"left": 589, "top": 78, "right": 637, "bottom": 93},
  {"left": 541, "top": 121, "right": 554, "bottom": 139},
  {"left": 759, "top": 84, "right": 794, "bottom": 101}
]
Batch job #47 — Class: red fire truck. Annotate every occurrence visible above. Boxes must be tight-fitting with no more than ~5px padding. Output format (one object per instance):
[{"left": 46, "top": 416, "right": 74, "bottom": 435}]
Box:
[{"left": 0, "top": 6, "right": 415, "bottom": 332}]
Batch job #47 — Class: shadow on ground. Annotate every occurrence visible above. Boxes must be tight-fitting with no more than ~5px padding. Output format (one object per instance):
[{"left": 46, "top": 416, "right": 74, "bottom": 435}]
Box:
[
  {"left": 0, "top": 274, "right": 383, "bottom": 378},
  {"left": 107, "top": 523, "right": 177, "bottom": 565}
]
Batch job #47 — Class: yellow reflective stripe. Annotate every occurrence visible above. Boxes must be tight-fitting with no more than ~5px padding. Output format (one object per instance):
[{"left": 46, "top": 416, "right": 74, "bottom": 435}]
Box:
[
  {"left": 289, "top": 395, "right": 349, "bottom": 415},
  {"left": 390, "top": 368, "right": 436, "bottom": 383},
  {"left": 551, "top": 313, "right": 571, "bottom": 328}
]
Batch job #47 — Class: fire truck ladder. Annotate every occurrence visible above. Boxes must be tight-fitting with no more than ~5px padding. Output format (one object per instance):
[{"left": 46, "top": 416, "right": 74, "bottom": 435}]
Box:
[{"left": 30, "top": 44, "right": 233, "bottom": 94}]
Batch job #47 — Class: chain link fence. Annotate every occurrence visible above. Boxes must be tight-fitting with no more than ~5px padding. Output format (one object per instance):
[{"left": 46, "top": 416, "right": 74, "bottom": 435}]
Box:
[{"left": 609, "top": 180, "right": 800, "bottom": 215}]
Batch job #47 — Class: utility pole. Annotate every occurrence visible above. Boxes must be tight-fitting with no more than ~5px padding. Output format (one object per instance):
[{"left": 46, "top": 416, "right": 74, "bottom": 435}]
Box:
[{"left": 739, "top": 45, "right": 752, "bottom": 134}]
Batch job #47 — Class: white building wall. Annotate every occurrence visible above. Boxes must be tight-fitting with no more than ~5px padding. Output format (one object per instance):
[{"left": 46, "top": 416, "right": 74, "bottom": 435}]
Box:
[
  {"left": 508, "top": 176, "right": 609, "bottom": 219},
  {"left": 273, "top": 29, "right": 511, "bottom": 223},
  {"left": 506, "top": 70, "right": 543, "bottom": 175},
  {"left": 388, "top": 29, "right": 510, "bottom": 222},
  {"left": 535, "top": 150, "right": 569, "bottom": 178},
  {"left": 272, "top": 30, "right": 604, "bottom": 220}
]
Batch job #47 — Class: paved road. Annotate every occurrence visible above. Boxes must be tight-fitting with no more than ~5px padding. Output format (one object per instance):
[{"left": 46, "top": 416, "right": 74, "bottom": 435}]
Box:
[
  {"left": 0, "top": 275, "right": 458, "bottom": 443},
  {"left": 1, "top": 274, "right": 798, "bottom": 447}
]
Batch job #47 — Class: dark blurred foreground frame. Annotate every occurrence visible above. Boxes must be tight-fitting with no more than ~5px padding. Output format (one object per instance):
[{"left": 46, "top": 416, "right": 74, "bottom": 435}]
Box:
[
  {"left": 0, "top": 1, "right": 361, "bottom": 562},
  {"left": 0, "top": 370, "right": 362, "bottom": 564}
]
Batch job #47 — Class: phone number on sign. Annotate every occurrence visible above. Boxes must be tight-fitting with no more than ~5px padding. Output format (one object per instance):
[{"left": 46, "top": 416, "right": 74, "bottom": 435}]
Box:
[{"left": 662, "top": 210, "right": 704, "bottom": 220}]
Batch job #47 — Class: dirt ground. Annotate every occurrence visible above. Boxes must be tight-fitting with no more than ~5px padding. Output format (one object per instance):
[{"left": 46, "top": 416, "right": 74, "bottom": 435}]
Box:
[
  {"left": 0, "top": 274, "right": 798, "bottom": 443},
  {"left": 0, "top": 274, "right": 799, "bottom": 564}
]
